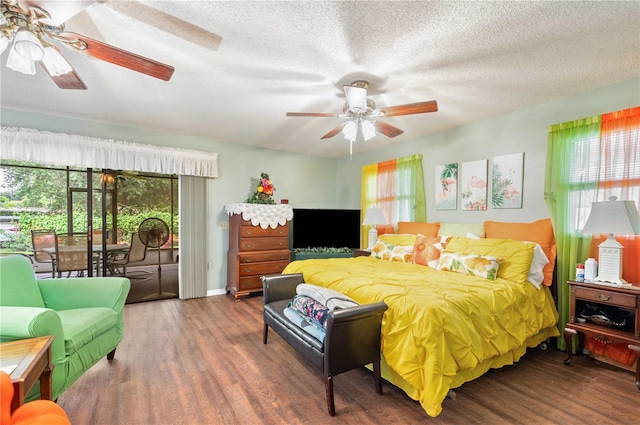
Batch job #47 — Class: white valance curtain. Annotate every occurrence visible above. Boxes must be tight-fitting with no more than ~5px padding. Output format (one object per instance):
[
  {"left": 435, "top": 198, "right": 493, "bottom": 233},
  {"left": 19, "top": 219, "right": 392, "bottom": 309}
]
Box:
[{"left": 1, "top": 126, "right": 218, "bottom": 178}]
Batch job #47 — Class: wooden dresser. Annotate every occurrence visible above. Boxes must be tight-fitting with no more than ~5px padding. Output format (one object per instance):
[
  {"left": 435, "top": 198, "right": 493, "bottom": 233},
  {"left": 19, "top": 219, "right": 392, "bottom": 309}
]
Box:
[{"left": 226, "top": 205, "right": 292, "bottom": 300}]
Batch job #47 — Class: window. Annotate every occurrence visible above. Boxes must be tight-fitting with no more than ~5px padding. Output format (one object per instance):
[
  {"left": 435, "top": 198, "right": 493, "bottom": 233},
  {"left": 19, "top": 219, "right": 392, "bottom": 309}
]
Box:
[{"left": 361, "top": 154, "right": 426, "bottom": 240}]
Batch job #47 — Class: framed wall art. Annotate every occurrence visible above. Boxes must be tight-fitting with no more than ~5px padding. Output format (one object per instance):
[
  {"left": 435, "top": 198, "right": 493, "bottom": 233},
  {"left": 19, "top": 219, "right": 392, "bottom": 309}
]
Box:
[
  {"left": 460, "top": 160, "right": 488, "bottom": 211},
  {"left": 491, "top": 152, "right": 523, "bottom": 209},
  {"left": 435, "top": 163, "right": 458, "bottom": 210}
]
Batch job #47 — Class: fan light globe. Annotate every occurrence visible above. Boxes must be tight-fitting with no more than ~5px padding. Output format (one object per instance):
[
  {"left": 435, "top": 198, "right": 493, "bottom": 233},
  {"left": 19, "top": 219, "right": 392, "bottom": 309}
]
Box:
[
  {"left": 342, "top": 121, "right": 358, "bottom": 142},
  {"left": 6, "top": 46, "right": 35, "bottom": 74},
  {"left": 13, "top": 30, "right": 44, "bottom": 61},
  {"left": 362, "top": 120, "right": 376, "bottom": 141},
  {"left": 43, "top": 46, "right": 73, "bottom": 76},
  {"left": 0, "top": 33, "right": 9, "bottom": 55}
]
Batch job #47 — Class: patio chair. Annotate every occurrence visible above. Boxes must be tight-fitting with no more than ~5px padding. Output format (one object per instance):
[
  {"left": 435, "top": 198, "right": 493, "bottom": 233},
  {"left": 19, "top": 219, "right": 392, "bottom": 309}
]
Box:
[
  {"left": 106, "top": 232, "right": 149, "bottom": 278},
  {"left": 54, "top": 234, "right": 98, "bottom": 278},
  {"left": 31, "top": 229, "right": 56, "bottom": 278}
]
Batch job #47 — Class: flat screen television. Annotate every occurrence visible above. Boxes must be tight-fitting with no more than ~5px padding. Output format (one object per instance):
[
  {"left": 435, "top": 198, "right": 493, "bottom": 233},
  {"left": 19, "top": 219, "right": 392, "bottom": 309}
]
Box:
[{"left": 292, "top": 208, "right": 361, "bottom": 249}]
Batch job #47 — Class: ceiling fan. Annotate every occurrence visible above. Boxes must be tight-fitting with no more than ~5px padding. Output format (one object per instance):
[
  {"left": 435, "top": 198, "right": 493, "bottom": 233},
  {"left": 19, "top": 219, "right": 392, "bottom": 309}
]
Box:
[
  {"left": 286, "top": 80, "right": 438, "bottom": 147},
  {"left": 0, "top": 0, "right": 175, "bottom": 89}
]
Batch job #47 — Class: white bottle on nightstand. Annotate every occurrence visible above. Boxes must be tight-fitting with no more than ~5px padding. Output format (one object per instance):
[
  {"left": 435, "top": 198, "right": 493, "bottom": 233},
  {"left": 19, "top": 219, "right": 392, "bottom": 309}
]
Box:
[{"left": 585, "top": 258, "right": 597, "bottom": 282}]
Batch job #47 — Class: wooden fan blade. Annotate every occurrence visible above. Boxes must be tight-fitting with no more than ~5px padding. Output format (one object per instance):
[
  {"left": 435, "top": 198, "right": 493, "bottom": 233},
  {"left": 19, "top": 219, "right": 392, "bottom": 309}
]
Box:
[
  {"left": 39, "top": 62, "right": 87, "bottom": 89},
  {"left": 375, "top": 121, "right": 404, "bottom": 138},
  {"left": 20, "top": 0, "right": 96, "bottom": 26},
  {"left": 344, "top": 85, "right": 367, "bottom": 111},
  {"left": 286, "top": 112, "right": 339, "bottom": 117},
  {"left": 321, "top": 123, "right": 347, "bottom": 139},
  {"left": 380, "top": 100, "right": 438, "bottom": 117},
  {"left": 60, "top": 31, "right": 175, "bottom": 81},
  {"left": 106, "top": 2, "right": 222, "bottom": 51}
]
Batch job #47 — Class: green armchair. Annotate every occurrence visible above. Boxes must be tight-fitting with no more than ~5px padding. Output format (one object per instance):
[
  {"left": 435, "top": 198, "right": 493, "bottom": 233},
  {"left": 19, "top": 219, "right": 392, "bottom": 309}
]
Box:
[{"left": 0, "top": 255, "right": 130, "bottom": 401}]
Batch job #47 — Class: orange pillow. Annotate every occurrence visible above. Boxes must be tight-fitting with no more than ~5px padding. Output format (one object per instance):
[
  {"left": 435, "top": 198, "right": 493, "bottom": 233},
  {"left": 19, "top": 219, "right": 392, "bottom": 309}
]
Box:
[
  {"left": 398, "top": 221, "right": 440, "bottom": 237},
  {"left": 412, "top": 235, "right": 448, "bottom": 267},
  {"left": 484, "top": 219, "right": 556, "bottom": 286}
]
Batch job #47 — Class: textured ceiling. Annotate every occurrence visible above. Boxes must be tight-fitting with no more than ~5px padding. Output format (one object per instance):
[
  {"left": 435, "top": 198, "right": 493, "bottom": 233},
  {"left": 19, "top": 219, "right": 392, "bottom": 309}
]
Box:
[{"left": 1, "top": 0, "right": 639, "bottom": 159}]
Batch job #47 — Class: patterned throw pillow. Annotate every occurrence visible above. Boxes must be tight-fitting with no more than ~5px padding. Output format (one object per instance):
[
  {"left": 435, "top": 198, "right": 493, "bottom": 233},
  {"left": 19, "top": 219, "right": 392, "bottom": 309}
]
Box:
[
  {"left": 436, "top": 251, "right": 505, "bottom": 280},
  {"left": 412, "top": 235, "right": 449, "bottom": 267},
  {"left": 371, "top": 239, "right": 413, "bottom": 262}
]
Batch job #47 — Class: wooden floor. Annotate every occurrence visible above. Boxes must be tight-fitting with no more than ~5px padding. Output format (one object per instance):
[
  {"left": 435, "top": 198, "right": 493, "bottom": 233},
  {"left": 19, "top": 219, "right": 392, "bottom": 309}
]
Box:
[
  {"left": 124, "top": 264, "right": 179, "bottom": 304},
  {"left": 58, "top": 294, "right": 640, "bottom": 425}
]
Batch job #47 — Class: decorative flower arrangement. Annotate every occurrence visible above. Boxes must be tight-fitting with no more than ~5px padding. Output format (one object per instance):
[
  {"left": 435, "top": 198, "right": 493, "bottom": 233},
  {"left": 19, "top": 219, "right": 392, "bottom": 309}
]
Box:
[{"left": 246, "top": 172, "right": 276, "bottom": 204}]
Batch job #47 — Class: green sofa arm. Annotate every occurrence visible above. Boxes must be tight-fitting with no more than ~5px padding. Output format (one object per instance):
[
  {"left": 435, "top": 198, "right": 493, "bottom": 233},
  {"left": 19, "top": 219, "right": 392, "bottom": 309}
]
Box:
[
  {"left": 38, "top": 277, "right": 131, "bottom": 312},
  {"left": 0, "top": 306, "right": 66, "bottom": 365}
]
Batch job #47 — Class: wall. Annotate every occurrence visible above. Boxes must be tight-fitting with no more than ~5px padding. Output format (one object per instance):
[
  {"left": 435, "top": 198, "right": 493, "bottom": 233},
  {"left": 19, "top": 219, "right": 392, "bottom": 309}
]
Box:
[
  {"left": 1, "top": 78, "right": 638, "bottom": 292},
  {"left": 336, "top": 78, "right": 640, "bottom": 225},
  {"left": 0, "top": 109, "right": 338, "bottom": 293}
]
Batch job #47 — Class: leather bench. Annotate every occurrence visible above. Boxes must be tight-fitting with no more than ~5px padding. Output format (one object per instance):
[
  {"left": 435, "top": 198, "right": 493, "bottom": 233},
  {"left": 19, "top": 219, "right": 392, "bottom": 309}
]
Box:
[{"left": 261, "top": 273, "right": 388, "bottom": 416}]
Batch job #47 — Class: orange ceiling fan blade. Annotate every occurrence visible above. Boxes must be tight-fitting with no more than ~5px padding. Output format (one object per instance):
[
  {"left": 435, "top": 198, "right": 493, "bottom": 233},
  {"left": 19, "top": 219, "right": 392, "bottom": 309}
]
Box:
[
  {"left": 321, "top": 123, "right": 347, "bottom": 139},
  {"left": 286, "top": 112, "right": 339, "bottom": 117},
  {"left": 60, "top": 31, "right": 175, "bottom": 81},
  {"left": 380, "top": 100, "right": 438, "bottom": 117},
  {"left": 375, "top": 121, "right": 404, "bottom": 138},
  {"left": 39, "top": 62, "right": 87, "bottom": 89}
]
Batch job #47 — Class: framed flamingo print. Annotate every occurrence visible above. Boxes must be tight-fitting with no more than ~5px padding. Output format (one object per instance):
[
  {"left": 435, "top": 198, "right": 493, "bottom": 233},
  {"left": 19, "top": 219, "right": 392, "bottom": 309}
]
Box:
[
  {"left": 435, "top": 163, "right": 458, "bottom": 210},
  {"left": 491, "top": 152, "right": 524, "bottom": 209},
  {"left": 460, "top": 160, "right": 488, "bottom": 211}
]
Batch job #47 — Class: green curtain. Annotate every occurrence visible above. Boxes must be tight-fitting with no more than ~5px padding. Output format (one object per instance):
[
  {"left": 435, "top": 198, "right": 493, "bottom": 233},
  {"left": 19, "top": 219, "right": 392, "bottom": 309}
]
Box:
[
  {"left": 544, "top": 116, "right": 600, "bottom": 350},
  {"left": 396, "top": 154, "right": 426, "bottom": 222}
]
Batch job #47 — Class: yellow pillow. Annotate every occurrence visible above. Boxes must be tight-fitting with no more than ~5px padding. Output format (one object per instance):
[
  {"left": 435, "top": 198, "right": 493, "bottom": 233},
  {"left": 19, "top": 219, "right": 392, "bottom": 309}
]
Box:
[
  {"left": 484, "top": 219, "right": 556, "bottom": 286},
  {"left": 445, "top": 236, "right": 534, "bottom": 283},
  {"left": 397, "top": 222, "right": 440, "bottom": 237},
  {"left": 378, "top": 233, "right": 418, "bottom": 246},
  {"left": 437, "top": 251, "right": 505, "bottom": 280},
  {"left": 438, "top": 223, "right": 485, "bottom": 238}
]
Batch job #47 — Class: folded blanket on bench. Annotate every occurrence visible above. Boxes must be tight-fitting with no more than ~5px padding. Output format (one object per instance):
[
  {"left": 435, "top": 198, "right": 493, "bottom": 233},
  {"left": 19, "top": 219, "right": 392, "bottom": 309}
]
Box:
[
  {"left": 296, "top": 283, "right": 359, "bottom": 310},
  {"left": 283, "top": 307, "right": 326, "bottom": 342}
]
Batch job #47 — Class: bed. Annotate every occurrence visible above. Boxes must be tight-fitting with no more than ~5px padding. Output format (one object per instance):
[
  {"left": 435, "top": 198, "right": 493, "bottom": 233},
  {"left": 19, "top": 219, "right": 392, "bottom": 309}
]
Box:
[{"left": 281, "top": 220, "right": 560, "bottom": 417}]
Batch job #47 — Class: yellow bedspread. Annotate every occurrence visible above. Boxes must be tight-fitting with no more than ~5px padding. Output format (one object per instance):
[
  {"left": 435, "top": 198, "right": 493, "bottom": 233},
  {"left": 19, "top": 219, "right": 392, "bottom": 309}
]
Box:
[{"left": 283, "top": 257, "right": 559, "bottom": 417}]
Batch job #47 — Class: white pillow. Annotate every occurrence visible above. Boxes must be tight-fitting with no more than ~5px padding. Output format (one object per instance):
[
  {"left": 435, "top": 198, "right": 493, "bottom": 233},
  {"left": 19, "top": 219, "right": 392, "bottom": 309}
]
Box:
[
  {"left": 466, "top": 232, "right": 481, "bottom": 240},
  {"left": 525, "top": 242, "right": 550, "bottom": 289}
]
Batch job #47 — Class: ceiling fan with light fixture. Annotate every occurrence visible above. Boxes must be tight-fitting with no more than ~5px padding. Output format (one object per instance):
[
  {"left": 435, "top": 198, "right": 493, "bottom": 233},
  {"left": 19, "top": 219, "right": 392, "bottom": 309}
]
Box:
[
  {"left": 286, "top": 80, "right": 438, "bottom": 153},
  {"left": 0, "top": 0, "right": 176, "bottom": 89}
]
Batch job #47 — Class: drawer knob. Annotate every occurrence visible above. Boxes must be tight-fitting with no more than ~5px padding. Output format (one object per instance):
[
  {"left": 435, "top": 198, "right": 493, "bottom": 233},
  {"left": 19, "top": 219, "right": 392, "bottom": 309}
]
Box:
[
  {"left": 244, "top": 268, "right": 252, "bottom": 273},
  {"left": 597, "top": 294, "right": 612, "bottom": 301}
]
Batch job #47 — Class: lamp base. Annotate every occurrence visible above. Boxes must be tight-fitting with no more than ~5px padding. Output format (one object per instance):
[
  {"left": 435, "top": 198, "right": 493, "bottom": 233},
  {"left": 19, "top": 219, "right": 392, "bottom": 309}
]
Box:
[
  {"left": 367, "top": 227, "right": 378, "bottom": 251},
  {"left": 594, "top": 234, "right": 626, "bottom": 286}
]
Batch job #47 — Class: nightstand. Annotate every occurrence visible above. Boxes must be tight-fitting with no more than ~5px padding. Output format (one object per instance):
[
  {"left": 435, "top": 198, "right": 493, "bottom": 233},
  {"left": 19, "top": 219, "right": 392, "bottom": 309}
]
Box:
[
  {"left": 353, "top": 249, "right": 371, "bottom": 257},
  {"left": 563, "top": 280, "right": 640, "bottom": 389}
]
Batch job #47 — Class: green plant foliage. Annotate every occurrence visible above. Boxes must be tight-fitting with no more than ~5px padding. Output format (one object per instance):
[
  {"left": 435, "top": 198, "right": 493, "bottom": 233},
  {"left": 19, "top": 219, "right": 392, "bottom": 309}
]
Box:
[
  {"left": 491, "top": 163, "right": 511, "bottom": 207},
  {"left": 293, "top": 247, "right": 353, "bottom": 254}
]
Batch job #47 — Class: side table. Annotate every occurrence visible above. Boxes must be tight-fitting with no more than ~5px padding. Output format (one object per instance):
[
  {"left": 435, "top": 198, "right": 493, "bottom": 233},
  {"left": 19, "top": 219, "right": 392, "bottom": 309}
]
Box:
[
  {"left": 353, "top": 249, "right": 371, "bottom": 257},
  {"left": 563, "top": 280, "right": 640, "bottom": 389},
  {"left": 0, "top": 336, "right": 55, "bottom": 412}
]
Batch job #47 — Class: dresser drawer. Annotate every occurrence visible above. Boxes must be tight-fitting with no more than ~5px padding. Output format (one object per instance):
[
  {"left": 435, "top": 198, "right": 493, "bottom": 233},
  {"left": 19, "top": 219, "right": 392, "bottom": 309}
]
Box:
[
  {"left": 574, "top": 286, "right": 638, "bottom": 308},
  {"left": 240, "top": 225, "right": 289, "bottom": 238},
  {"left": 238, "top": 276, "right": 264, "bottom": 291},
  {"left": 238, "top": 250, "right": 290, "bottom": 263},
  {"left": 239, "top": 237, "right": 289, "bottom": 251},
  {"left": 239, "top": 260, "right": 290, "bottom": 277}
]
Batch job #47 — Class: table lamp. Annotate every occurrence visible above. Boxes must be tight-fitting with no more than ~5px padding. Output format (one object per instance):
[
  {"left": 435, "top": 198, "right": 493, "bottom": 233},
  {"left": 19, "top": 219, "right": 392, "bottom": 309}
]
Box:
[
  {"left": 362, "top": 207, "right": 386, "bottom": 250},
  {"left": 581, "top": 196, "right": 640, "bottom": 285}
]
